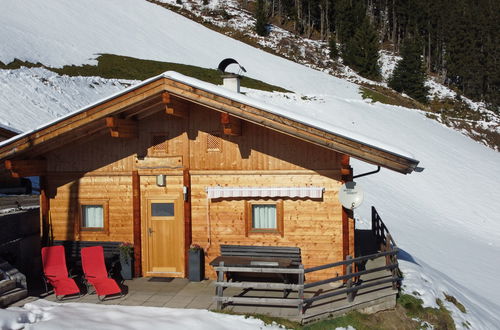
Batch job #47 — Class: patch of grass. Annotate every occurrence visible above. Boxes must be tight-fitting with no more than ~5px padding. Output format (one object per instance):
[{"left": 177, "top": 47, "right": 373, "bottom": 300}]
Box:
[
  {"left": 361, "top": 87, "right": 397, "bottom": 105},
  {"left": 444, "top": 293, "right": 466, "bottom": 314},
  {"left": 398, "top": 294, "right": 456, "bottom": 330},
  {"left": 429, "top": 97, "right": 484, "bottom": 121},
  {"left": 213, "top": 295, "right": 459, "bottom": 330},
  {"left": 303, "top": 311, "right": 382, "bottom": 330},
  {"left": 0, "top": 58, "right": 45, "bottom": 70},
  {"left": 0, "top": 54, "right": 290, "bottom": 93},
  {"left": 360, "top": 85, "right": 424, "bottom": 110}
]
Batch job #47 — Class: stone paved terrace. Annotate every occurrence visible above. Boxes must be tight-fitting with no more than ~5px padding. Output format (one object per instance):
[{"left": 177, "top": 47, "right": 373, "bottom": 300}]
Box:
[{"left": 11, "top": 256, "right": 397, "bottom": 323}]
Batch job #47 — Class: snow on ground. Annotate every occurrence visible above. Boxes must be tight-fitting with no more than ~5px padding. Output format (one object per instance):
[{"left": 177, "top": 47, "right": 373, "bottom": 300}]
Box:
[
  {"left": 1, "top": 1, "right": 500, "bottom": 329},
  {"left": 1, "top": 299, "right": 284, "bottom": 330},
  {"left": 378, "top": 50, "right": 401, "bottom": 82},
  {"left": 0, "top": 67, "right": 134, "bottom": 132}
]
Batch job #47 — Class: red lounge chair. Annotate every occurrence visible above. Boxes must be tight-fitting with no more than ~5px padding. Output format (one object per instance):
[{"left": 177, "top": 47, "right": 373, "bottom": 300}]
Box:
[
  {"left": 81, "top": 246, "right": 122, "bottom": 301},
  {"left": 41, "top": 246, "right": 81, "bottom": 300}
]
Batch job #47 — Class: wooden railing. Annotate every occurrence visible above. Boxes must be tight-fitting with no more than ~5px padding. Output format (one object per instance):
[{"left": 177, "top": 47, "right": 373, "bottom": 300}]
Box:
[
  {"left": 213, "top": 206, "right": 401, "bottom": 316},
  {"left": 372, "top": 206, "right": 396, "bottom": 249},
  {"left": 371, "top": 206, "right": 400, "bottom": 285}
]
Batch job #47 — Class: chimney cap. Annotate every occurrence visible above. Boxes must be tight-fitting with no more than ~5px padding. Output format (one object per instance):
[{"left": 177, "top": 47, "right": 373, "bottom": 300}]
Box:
[{"left": 217, "top": 58, "right": 246, "bottom": 74}]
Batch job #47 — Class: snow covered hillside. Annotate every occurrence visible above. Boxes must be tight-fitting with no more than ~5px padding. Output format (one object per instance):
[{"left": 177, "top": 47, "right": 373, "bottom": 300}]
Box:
[
  {"left": 1, "top": 0, "right": 499, "bottom": 328},
  {"left": 0, "top": 68, "right": 134, "bottom": 131}
]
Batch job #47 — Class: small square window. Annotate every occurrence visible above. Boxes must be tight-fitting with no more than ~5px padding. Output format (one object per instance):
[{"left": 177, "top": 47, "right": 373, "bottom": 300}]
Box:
[
  {"left": 79, "top": 200, "right": 108, "bottom": 233},
  {"left": 252, "top": 204, "right": 277, "bottom": 229},
  {"left": 82, "top": 205, "right": 104, "bottom": 229},
  {"left": 246, "top": 200, "right": 283, "bottom": 236}
]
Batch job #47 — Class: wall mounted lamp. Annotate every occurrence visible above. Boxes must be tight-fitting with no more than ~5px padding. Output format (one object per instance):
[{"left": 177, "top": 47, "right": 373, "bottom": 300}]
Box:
[{"left": 156, "top": 174, "right": 166, "bottom": 187}]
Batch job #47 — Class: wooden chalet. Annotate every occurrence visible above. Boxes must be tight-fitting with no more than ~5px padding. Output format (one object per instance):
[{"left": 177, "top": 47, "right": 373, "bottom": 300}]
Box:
[{"left": 0, "top": 72, "right": 419, "bottom": 281}]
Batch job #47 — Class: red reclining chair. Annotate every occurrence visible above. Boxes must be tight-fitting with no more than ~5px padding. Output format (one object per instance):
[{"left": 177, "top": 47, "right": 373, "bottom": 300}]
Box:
[
  {"left": 81, "top": 246, "right": 122, "bottom": 301},
  {"left": 41, "top": 245, "right": 81, "bottom": 300}
]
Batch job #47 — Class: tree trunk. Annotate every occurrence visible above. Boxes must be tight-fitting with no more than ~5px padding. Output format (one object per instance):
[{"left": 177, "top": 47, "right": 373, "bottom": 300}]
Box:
[
  {"left": 392, "top": 0, "right": 397, "bottom": 52},
  {"left": 320, "top": 1, "right": 324, "bottom": 40}
]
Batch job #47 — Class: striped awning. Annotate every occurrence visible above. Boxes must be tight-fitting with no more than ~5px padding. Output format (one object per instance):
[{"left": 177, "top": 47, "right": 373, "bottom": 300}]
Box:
[{"left": 206, "top": 186, "right": 324, "bottom": 199}]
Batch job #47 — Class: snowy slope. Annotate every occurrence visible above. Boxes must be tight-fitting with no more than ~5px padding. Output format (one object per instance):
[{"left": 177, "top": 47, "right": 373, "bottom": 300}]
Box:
[
  {"left": 0, "top": 0, "right": 360, "bottom": 97},
  {"left": 1, "top": 0, "right": 500, "bottom": 328}
]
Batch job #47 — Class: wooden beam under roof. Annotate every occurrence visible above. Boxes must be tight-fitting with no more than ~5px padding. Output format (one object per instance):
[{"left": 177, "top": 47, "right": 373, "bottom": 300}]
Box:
[
  {"left": 122, "top": 93, "right": 164, "bottom": 119},
  {"left": 160, "top": 77, "right": 419, "bottom": 174},
  {"left": 105, "top": 117, "right": 138, "bottom": 138},
  {"left": 221, "top": 113, "right": 242, "bottom": 136},
  {"left": 163, "top": 92, "right": 189, "bottom": 118},
  {"left": 5, "top": 159, "right": 46, "bottom": 178}
]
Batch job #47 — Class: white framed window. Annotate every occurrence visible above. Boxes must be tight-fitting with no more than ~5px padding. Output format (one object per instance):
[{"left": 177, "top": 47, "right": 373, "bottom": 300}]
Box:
[
  {"left": 79, "top": 200, "right": 108, "bottom": 231},
  {"left": 246, "top": 200, "right": 283, "bottom": 236},
  {"left": 252, "top": 204, "right": 277, "bottom": 229}
]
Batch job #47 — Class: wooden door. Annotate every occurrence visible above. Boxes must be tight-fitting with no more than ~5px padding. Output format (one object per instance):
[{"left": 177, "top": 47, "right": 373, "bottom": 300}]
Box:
[{"left": 144, "top": 196, "right": 184, "bottom": 277}]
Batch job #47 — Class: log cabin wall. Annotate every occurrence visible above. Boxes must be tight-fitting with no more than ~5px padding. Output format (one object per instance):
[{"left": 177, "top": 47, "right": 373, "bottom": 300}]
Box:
[
  {"left": 47, "top": 174, "right": 134, "bottom": 243},
  {"left": 191, "top": 172, "right": 344, "bottom": 281},
  {"left": 43, "top": 101, "right": 350, "bottom": 281}
]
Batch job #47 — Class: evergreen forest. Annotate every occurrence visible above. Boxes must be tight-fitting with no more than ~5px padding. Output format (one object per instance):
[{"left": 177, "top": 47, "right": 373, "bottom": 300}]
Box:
[{"left": 251, "top": 0, "right": 499, "bottom": 111}]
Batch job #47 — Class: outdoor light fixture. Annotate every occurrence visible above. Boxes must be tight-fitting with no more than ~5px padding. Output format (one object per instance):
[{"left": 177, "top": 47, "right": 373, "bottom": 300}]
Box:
[{"left": 156, "top": 174, "right": 166, "bottom": 187}]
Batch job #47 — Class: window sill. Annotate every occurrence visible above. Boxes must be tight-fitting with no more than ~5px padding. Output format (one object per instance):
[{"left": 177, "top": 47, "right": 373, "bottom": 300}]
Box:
[{"left": 249, "top": 229, "right": 281, "bottom": 235}]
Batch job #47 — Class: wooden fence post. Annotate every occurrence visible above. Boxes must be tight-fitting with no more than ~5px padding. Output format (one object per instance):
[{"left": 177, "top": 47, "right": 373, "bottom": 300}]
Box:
[
  {"left": 297, "top": 265, "right": 304, "bottom": 317},
  {"left": 346, "top": 255, "right": 354, "bottom": 302},
  {"left": 385, "top": 234, "right": 392, "bottom": 266},
  {"left": 216, "top": 261, "right": 224, "bottom": 310}
]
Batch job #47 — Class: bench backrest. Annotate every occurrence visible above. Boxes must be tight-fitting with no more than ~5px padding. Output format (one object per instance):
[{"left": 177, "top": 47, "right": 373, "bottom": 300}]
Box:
[
  {"left": 220, "top": 245, "right": 301, "bottom": 264},
  {"left": 52, "top": 240, "right": 121, "bottom": 263}
]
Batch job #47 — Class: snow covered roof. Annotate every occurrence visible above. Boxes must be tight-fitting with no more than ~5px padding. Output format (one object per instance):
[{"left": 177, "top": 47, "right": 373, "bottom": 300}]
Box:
[
  {"left": 0, "top": 71, "right": 419, "bottom": 174},
  {"left": 0, "top": 124, "right": 21, "bottom": 141}
]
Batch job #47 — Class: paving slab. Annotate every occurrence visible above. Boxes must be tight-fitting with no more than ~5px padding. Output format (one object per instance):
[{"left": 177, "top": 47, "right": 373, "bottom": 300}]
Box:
[{"left": 163, "top": 295, "right": 195, "bottom": 308}]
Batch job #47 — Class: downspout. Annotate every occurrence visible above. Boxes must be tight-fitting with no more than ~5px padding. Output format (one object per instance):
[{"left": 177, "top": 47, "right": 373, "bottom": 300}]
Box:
[{"left": 206, "top": 197, "right": 211, "bottom": 253}]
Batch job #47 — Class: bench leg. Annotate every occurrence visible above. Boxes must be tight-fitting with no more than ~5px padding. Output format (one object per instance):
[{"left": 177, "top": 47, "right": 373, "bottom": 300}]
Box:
[{"left": 216, "top": 263, "right": 224, "bottom": 310}]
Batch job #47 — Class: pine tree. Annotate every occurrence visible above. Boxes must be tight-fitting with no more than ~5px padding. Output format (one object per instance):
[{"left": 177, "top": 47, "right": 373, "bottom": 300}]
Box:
[
  {"left": 334, "top": 0, "right": 366, "bottom": 45},
  {"left": 328, "top": 37, "right": 338, "bottom": 60},
  {"left": 389, "top": 39, "right": 429, "bottom": 103},
  {"left": 343, "top": 18, "right": 381, "bottom": 81},
  {"left": 255, "top": 0, "right": 267, "bottom": 36}
]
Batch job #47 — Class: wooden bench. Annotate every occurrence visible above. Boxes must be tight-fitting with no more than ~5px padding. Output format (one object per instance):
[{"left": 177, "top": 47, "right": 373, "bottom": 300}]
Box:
[
  {"left": 211, "top": 245, "right": 304, "bottom": 307},
  {"left": 217, "top": 245, "right": 302, "bottom": 283}
]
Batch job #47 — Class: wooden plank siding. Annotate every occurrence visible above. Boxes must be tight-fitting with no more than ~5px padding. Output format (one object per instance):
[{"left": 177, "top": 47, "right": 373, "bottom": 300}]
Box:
[
  {"left": 47, "top": 175, "right": 134, "bottom": 243},
  {"left": 41, "top": 96, "right": 349, "bottom": 281},
  {"left": 191, "top": 173, "right": 344, "bottom": 281}
]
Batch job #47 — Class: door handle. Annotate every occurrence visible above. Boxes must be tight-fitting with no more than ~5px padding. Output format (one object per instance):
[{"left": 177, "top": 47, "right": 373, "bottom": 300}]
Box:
[{"left": 148, "top": 228, "right": 154, "bottom": 236}]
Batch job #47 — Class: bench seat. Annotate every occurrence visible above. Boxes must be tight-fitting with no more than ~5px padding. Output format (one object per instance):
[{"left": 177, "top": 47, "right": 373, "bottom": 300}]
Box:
[{"left": 216, "top": 245, "right": 302, "bottom": 283}]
